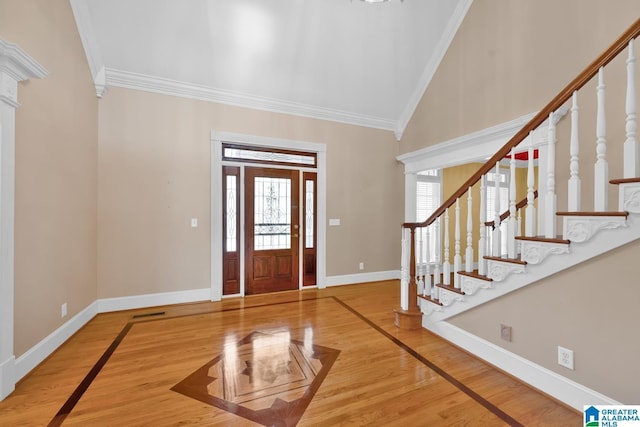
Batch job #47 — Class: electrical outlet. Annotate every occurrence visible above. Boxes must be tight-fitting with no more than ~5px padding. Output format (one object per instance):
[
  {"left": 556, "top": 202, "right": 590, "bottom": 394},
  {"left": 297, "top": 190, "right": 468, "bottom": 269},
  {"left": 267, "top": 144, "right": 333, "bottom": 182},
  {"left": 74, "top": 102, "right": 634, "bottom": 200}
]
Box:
[
  {"left": 500, "top": 324, "right": 512, "bottom": 341},
  {"left": 558, "top": 346, "right": 574, "bottom": 370},
  {"left": 61, "top": 303, "right": 67, "bottom": 318},
  {"left": 359, "top": 262, "right": 364, "bottom": 271}
]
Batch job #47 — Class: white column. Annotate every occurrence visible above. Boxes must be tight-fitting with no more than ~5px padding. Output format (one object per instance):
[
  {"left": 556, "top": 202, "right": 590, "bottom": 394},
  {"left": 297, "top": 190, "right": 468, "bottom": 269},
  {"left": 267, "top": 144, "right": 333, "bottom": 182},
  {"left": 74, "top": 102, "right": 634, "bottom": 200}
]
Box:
[
  {"left": 595, "top": 67, "right": 608, "bottom": 211},
  {"left": 624, "top": 39, "right": 638, "bottom": 178},
  {"left": 525, "top": 132, "right": 537, "bottom": 236},
  {"left": 545, "top": 112, "right": 557, "bottom": 238},
  {"left": 0, "top": 39, "right": 47, "bottom": 401},
  {"left": 404, "top": 173, "right": 418, "bottom": 222},
  {"left": 568, "top": 92, "right": 581, "bottom": 211}
]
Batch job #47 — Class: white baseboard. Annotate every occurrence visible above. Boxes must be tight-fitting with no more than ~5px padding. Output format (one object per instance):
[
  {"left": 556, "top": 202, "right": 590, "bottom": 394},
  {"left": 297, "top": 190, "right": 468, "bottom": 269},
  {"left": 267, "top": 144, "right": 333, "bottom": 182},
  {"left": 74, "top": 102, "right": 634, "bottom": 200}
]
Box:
[
  {"left": 8, "top": 287, "right": 212, "bottom": 390},
  {"left": 427, "top": 321, "right": 621, "bottom": 411},
  {"left": 97, "top": 288, "right": 212, "bottom": 313},
  {"left": 325, "top": 270, "right": 400, "bottom": 287},
  {"left": 0, "top": 356, "right": 15, "bottom": 400},
  {"left": 14, "top": 301, "right": 99, "bottom": 381}
]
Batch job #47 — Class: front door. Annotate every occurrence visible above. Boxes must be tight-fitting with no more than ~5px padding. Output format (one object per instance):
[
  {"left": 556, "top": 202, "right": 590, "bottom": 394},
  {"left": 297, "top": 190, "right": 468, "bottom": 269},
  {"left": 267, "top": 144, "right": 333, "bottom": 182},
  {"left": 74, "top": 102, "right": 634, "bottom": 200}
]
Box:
[{"left": 245, "top": 167, "right": 300, "bottom": 294}]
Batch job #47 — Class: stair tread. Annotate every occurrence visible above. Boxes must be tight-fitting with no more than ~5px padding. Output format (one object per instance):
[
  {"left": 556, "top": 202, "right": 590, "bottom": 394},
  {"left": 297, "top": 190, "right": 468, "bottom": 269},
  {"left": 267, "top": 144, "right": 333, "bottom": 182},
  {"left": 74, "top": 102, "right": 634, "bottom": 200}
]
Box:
[
  {"left": 556, "top": 211, "right": 628, "bottom": 217},
  {"left": 611, "top": 177, "right": 640, "bottom": 185},
  {"left": 436, "top": 283, "right": 465, "bottom": 295},
  {"left": 457, "top": 270, "right": 493, "bottom": 281},
  {"left": 418, "top": 294, "right": 444, "bottom": 306},
  {"left": 484, "top": 256, "right": 527, "bottom": 265},
  {"left": 515, "top": 235, "right": 570, "bottom": 244}
]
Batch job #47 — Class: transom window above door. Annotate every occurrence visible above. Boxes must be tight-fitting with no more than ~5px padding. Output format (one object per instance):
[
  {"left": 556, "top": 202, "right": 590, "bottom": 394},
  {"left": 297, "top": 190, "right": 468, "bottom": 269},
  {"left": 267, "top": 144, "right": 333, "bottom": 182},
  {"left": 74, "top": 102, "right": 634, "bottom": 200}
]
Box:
[{"left": 222, "top": 143, "right": 317, "bottom": 167}]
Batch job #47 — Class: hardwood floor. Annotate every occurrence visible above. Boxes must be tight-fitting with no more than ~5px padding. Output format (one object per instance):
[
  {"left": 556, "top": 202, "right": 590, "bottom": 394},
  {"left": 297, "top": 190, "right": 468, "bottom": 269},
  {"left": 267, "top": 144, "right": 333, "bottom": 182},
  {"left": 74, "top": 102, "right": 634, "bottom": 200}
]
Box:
[{"left": 0, "top": 281, "right": 580, "bottom": 426}]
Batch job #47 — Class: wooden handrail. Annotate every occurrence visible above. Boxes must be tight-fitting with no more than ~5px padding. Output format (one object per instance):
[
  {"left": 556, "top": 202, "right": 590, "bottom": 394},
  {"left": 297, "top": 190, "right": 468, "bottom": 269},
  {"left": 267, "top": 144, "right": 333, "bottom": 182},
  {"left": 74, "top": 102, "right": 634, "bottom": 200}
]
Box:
[
  {"left": 485, "top": 190, "right": 538, "bottom": 228},
  {"left": 403, "top": 17, "right": 640, "bottom": 230}
]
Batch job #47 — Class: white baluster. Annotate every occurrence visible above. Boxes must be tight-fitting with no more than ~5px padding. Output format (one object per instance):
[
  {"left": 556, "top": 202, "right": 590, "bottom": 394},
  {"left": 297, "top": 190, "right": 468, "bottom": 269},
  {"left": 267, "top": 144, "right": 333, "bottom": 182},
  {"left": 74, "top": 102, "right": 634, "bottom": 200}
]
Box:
[
  {"left": 454, "top": 198, "right": 462, "bottom": 288},
  {"left": 516, "top": 210, "right": 522, "bottom": 255},
  {"left": 465, "top": 188, "right": 474, "bottom": 272},
  {"left": 595, "top": 67, "right": 608, "bottom": 211},
  {"left": 433, "top": 218, "right": 441, "bottom": 299},
  {"left": 400, "top": 227, "right": 409, "bottom": 310},
  {"left": 568, "top": 91, "right": 581, "bottom": 211},
  {"left": 625, "top": 39, "right": 638, "bottom": 178},
  {"left": 525, "top": 132, "right": 536, "bottom": 237},
  {"left": 425, "top": 226, "right": 432, "bottom": 298},
  {"left": 416, "top": 229, "right": 424, "bottom": 295},
  {"left": 492, "top": 162, "right": 501, "bottom": 257},
  {"left": 508, "top": 148, "right": 517, "bottom": 258},
  {"left": 478, "top": 175, "right": 487, "bottom": 275},
  {"left": 545, "top": 112, "right": 557, "bottom": 238},
  {"left": 443, "top": 209, "right": 451, "bottom": 285}
]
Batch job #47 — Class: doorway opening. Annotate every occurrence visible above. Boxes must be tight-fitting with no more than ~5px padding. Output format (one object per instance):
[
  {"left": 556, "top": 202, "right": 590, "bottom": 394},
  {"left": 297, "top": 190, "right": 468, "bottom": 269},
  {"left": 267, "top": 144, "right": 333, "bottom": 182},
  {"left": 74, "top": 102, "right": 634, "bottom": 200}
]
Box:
[{"left": 219, "top": 141, "right": 319, "bottom": 296}]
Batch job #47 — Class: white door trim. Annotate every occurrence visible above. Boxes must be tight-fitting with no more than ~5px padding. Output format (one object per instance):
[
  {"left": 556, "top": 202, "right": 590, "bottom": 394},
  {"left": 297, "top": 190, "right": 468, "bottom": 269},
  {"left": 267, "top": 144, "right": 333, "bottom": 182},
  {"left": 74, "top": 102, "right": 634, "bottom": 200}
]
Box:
[{"left": 210, "top": 131, "right": 327, "bottom": 301}]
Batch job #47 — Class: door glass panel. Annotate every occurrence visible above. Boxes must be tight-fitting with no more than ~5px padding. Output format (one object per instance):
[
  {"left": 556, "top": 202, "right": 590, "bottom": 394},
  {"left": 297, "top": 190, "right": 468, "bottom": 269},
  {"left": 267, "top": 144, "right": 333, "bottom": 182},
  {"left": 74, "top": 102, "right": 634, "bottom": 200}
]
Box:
[
  {"left": 254, "top": 177, "right": 291, "bottom": 250},
  {"left": 226, "top": 175, "right": 237, "bottom": 252},
  {"left": 305, "top": 179, "right": 314, "bottom": 249}
]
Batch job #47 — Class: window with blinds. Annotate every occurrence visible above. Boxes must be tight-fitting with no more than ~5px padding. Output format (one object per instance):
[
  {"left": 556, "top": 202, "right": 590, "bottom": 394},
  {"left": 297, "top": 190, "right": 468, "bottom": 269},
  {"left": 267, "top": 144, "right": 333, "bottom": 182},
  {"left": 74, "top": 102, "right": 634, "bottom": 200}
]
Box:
[{"left": 416, "top": 169, "right": 441, "bottom": 263}]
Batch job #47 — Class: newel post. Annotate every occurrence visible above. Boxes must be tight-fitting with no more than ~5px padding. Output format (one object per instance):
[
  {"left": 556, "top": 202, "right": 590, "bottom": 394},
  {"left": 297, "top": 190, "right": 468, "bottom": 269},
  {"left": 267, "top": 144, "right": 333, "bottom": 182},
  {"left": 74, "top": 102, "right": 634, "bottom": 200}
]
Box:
[{"left": 394, "top": 225, "right": 422, "bottom": 330}]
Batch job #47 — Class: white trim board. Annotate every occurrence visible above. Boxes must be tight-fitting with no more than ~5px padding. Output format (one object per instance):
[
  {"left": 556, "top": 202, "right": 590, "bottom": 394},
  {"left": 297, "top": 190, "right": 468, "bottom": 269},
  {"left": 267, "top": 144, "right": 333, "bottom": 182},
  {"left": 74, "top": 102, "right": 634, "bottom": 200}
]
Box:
[
  {"left": 326, "top": 270, "right": 400, "bottom": 287},
  {"left": 427, "top": 321, "right": 621, "bottom": 410},
  {"left": 397, "top": 107, "right": 568, "bottom": 173},
  {"left": 97, "top": 288, "right": 212, "bottom": 313},
  {"left": 14, "top": 301, "right": 98, "bottom": 381}
]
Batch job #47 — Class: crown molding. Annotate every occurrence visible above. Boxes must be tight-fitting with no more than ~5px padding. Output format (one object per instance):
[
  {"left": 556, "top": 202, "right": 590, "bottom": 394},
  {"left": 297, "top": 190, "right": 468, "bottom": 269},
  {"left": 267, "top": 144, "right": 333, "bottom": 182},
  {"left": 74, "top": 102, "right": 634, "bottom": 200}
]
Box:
[
  {"left": 0, "top": 39, "right": 48, "bottom": 82},
  {"left": 394, "top": 0, "right": 474, "bottom": 141},
  {"left": 69, "top": 0, "right": 105, "bottom": 97},
  {"left": 106, "top": 68, "right": 396, "bottom": 132}
]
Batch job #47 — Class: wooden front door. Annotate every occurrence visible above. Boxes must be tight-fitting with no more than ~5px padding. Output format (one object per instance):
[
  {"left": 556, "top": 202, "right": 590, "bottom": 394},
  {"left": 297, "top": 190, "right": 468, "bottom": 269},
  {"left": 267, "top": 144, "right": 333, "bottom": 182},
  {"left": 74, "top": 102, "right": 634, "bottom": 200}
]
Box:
[{"left": 245, "top": 167, "right": 300, "bottom": 294}]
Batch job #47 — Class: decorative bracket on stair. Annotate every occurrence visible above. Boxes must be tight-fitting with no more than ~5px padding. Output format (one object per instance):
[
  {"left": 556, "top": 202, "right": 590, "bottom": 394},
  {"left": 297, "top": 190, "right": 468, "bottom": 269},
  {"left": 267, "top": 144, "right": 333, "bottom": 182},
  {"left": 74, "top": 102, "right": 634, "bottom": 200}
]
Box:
[
  {"left": 517, "top": 237, "right": 570, "bottom": 265},
  {"left": 557, "top": 212, "right": 628, "bottom": 243},
  {"left": 485, "top": 257, "right": 526, "bottom": 282},
  {"left": 611, "top": 179, "right": 640, "bottom": 213},
  {"left": 459, "top": 273, "right": 493, "bottom": 295}
]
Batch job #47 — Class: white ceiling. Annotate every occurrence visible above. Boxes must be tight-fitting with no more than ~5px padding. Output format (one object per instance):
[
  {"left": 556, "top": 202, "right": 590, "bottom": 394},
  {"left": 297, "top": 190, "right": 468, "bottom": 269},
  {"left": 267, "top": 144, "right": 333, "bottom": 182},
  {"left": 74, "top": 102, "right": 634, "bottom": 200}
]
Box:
[{"left": 71, "top": 0, "right": 471, "bottom": 139}]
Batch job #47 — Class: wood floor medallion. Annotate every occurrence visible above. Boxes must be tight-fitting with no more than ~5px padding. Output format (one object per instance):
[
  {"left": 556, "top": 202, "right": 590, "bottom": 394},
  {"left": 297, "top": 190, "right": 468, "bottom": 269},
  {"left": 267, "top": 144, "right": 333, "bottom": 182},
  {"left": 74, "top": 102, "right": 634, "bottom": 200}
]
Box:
[{"left": 171, "top": 331, "right": 340, "bottom": 426}]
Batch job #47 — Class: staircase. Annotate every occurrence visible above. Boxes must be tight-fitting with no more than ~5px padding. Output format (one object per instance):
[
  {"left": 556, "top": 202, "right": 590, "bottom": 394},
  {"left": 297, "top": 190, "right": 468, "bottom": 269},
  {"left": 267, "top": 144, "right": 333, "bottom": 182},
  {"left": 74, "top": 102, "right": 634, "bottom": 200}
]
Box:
[{"left": 394, "top": 18, "right": 640, "bottom": 331}]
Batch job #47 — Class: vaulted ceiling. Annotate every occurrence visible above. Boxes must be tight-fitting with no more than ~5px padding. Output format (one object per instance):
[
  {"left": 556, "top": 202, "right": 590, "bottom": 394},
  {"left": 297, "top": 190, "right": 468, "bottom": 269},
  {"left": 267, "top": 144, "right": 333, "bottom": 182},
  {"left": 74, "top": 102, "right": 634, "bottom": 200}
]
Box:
[{"left": 71, "top": 0, "right": 471, "bottom": 139}]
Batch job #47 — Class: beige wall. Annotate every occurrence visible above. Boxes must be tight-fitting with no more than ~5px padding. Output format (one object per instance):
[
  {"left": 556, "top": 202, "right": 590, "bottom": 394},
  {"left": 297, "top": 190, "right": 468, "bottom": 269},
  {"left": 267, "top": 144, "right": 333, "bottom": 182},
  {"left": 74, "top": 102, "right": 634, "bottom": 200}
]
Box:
[
  {"left": 97, "top": 87, "right": 403, "bottom": 298},
  {"left": 401, "top": 0, "right": 639, "bottom": 403},
  {"left": 0, "top": 0, "right": 99, "bottom": 356}
]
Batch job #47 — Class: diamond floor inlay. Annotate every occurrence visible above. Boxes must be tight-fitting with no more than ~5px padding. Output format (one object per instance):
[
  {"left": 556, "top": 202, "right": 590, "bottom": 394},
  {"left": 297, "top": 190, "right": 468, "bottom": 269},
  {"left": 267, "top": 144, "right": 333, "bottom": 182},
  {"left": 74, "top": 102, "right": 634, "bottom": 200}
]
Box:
[{"left": 171, "top": 330, "right": 340, "bottom": 427}]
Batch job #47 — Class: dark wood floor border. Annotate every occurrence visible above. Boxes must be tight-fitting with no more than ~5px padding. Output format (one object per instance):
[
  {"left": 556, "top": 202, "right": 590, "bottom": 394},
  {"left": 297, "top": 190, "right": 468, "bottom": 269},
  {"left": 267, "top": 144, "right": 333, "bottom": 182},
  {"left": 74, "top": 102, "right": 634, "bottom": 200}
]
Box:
[
  {"left": 331, "top": 297, "right": 524, "bottom": 427},
  {"left": 47, "top": 297, "right": 322, "bottom": 426},
  {"left": 48, "top": 294, "right": 524, "bottom": 426},
  {"left": 48, "top": 322, "right": 133, "bottom": 427}
]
